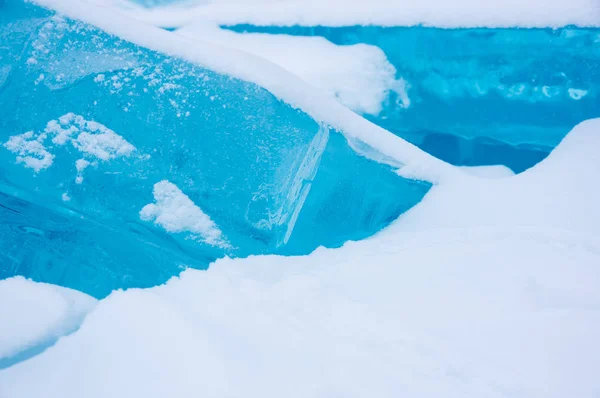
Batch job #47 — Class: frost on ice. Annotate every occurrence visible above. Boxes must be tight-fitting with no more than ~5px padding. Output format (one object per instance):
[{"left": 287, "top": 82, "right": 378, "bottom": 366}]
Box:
[
  {"left": 140, "top": 181, "right": 228, "bottom": 248},
  {"left": 45, "top": 113, "right": 135, "bottom": 161},
  {"left": 3, "top": 131, "right": 55, "bottom": 172},
  {"left": 4, "top": 113, "right": 135, "bottom": 182}
]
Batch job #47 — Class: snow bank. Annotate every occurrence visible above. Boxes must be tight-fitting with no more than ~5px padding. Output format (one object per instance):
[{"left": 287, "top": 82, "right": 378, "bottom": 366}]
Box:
[
  {"left": 31, "top": 0, "right": 452, "bottom": 184},
  {"left": 113, "top": 0, "right": 600, "bottom": 29},
  {"left": 0, "top": 277, "right": 96, "bottom": 364},
  {"left": 1, "top": 120, "right": 599, "bottom": 397},
  {"left": 391, "top": 118, "right": 600, "bottom": 234},
  {"left": 176, "top": 24, "right": 405, "bottom": 115}
]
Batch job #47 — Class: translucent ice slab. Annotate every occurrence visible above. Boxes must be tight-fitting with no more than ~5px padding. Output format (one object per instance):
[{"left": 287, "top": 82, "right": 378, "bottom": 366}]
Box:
[{"left": 0, "top": 1, "right": 430, "bottom": 297}]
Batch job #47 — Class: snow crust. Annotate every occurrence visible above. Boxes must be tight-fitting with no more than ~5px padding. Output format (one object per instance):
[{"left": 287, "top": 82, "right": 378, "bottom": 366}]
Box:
[
  {"left": 4, "top": 131, "right": 55, "bottom": 172},
  {"left": 176, "top": 24, "right": 407, "bottom": 115},
  {"left": 110, "top": 0, "right": 600, "bottom": 29},
  {"left": 0, "top": 277, "right": 96, "bottom": 363},
  {"left": 140, "top": 181, "right": 227, "bottom": 247},
  {"left": 1, "top": 120, "right": 599, "bottom": 397}
]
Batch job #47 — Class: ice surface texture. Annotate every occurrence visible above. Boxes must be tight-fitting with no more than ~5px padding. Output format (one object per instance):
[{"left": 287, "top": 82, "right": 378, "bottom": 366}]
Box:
[
  {"left": 225, "top": 25, "right": 600, "bottom": 172},
  {"left": 0, "top": 1, "right": 430, "bottom": 297}
]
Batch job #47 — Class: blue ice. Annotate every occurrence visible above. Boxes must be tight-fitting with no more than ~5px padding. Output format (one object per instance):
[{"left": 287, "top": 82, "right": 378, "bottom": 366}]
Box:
[
  {"left": 0, "top": 1, "right": 429, "bottom": 297},
  {"left": 225, "top": 25, "right": 600, "bottom": 172}
]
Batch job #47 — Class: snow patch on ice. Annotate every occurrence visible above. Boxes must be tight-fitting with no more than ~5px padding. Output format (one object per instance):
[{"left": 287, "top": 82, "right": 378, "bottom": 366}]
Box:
[
  {"left": 140, "top": 180, "right": 228, "bottom": 248},
  {"left": 75, "top": 158, "right": 91, "bottom": 184},
  {"left": 4, "top": 114, "right": 135, "bottom": 182},
  {"left": 51, "top": 113, "right": 136, "bottom": 160},
  {"left": 3, "top": 131, "right": 55, "bottom": 172},
  {"left": 1, "top": 119, "right": 599, "bottom": 398}
]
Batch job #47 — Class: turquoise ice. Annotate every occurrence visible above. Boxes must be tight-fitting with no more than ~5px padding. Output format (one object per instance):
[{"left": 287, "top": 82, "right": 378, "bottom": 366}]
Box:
[
  {"left": 226, "top": 25, "right": 600, "bottom": 172},
  {"left": 0, "top": 1, "right": 429, "bottom": 298}
]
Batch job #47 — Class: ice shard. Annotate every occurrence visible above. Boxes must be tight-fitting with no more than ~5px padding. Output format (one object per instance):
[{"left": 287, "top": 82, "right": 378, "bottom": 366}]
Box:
[{"left": 0, "top": 1, "right": 430, "bottom": 297}]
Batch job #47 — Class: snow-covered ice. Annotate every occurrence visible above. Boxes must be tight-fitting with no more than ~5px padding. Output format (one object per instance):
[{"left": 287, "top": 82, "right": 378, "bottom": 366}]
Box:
[
  {"left": 84, "top": 0, "right": 600, "bottom": 174},
  {"left": 26, "top": 0, "right": 457, "bottom": 184},
  {"left": 3, "top": 131, "right": 55, "bottom": 172},
  {"left": 176, "top": 24, "right": 406, "bottom": 115},
  {"left": 1, "top": 0, "right": 599, "bottom": 397},
  {"left": 140, "top": 180, "right": 227, "bottom": 247},
  {"left": 1, "top": 0, "right": 434, "bottom": 297},
  {"left": 1, "top": 119, "right": 599, "bottom": 398},
  {"left": 4, "top": 114, "right": 135, "bottom": 177},
  {"left": 110, "top": 0, "right": 600, "bottom": 29}
]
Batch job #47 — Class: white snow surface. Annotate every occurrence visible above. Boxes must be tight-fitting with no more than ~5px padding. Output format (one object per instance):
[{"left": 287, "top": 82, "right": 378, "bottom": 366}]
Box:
[
  {"left": 0, "top": 277, "right": 96, "bottom": 361},
  {"left": 176, "top": 24, "right": 407, "bottom": 115},
  {"left": 393, "top": 118, "right": 600, "bottom": 234},
  {"left": 460, "top": 165, "right": 515, "bottom": 179},
  {"left": 1, "top": 120, "right": 599, "bottom": 397},
  {"left": 106, "top": 0, "right": 600, "bottom": 28},
  {"left": 140, "top": 180, "right": 227, "bottom": 247}
]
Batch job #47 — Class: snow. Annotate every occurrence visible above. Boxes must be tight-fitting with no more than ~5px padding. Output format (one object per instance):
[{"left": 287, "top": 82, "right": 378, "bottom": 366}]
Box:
[
  {"left": 31, "top": 0, "right": 452, "bottom": 184},
  {"left": 75, "top": 158, "right": 91, "bottom": 184},
  {"left": 109, "top": 0, "right": 600, "bottom": 29},
  {"left": 140, "top": 180, "right": 227, "bottom": 247},
  {"left": 460, "top": 165, "right": 515, "bottom": 179},
  {"left": 3, "top": 131, "right": 55, "bottom": 172},
  {"left": 2, "top": 2, "right": 599, "bottom": 396},
  {"left": 176, "top": 24, "right": 405, "bottom": 115},
  {"left": 0, "top": 277, "right": 96, "bottom": 363},
  {"left": 58, "top": 113, "right": 136, "bottom": 161},
  {"left": 5, "top": 114, "right": 135, "bottom": 182},
  {"left": 1, "top": 119, "right": 599, "bottom": 397}
]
